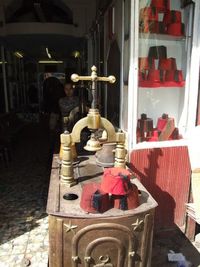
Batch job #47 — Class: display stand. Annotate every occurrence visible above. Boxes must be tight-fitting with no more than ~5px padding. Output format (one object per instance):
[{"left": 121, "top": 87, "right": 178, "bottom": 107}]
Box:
[{"left": 47, "top": 154, "right": 158, "bottom": 267}]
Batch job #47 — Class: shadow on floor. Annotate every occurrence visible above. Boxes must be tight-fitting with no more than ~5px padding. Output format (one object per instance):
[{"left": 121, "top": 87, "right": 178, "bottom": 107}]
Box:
[
  {"left": 0, "top": 122, "right": 52, "bottom": 245},
  {"left": 152, "top": 225, "right": 200, "bottom": 267}
]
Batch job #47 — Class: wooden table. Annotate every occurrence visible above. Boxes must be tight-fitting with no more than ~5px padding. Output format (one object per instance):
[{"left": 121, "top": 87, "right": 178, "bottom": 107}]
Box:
[{"left": 47, "top": 154, "right": 158, "bottom": 267}]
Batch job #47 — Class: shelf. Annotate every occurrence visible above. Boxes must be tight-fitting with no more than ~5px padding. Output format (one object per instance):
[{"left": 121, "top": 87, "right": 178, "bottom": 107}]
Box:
[
  {"left": 139, "top": 81, "right": 185, "bottom": 88},
  {"left": 139, "top": 33, "right": 186, "bottom": 42}
]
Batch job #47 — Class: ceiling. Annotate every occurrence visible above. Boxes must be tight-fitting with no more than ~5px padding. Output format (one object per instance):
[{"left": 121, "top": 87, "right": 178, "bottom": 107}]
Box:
[
  {"left": 0, "top": 0, "right": 95, "bottom": 62},
  {"left": 5, "top": 0, "right": 74, "bottom": 24}
]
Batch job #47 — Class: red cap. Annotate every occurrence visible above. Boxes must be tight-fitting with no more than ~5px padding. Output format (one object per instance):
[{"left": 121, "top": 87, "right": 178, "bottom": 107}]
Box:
[
  {"left": 167, "top": 23, "right": 185, "bottom": 36},
  {"left": 163, "top": 10, "right": 182, "bottom": 26},
  {"left": 147, "top": 69, "right": 165, "bottom": 82},
  {"left": 101, "top": 168, "right": 132, "bottom": 195},
  {"left": 158, "top": 58, "right": 177, "bottom": 70},
  {"left": 80, "top": 183, "right": 110, "bottom": 213},
  {"left": 111, "top": 184, "right": 140, "bottom": 210},
  {"left": 165, "top": 70, "right": 183, "bottom": 82},
  {"left": 151, "top": 0, "right": 170, "bottom": 12},
  {"left": 157, "top": 116, "right": 168, "bottom": 132}
]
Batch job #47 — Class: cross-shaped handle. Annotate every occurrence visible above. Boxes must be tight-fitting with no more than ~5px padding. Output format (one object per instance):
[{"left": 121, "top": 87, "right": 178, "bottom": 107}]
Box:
[
  {"left": 71, "top": 65, "right": 116, "bottom": 109},
  {"left": 71, "top": 65, "right": 116, "bottom": 84}
]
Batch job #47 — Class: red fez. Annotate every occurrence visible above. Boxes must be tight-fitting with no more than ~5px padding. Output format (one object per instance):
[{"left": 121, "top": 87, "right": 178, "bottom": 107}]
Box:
[
  {"left": 80, "top": 183, "right": 110, "bottom": 213},
  {"left": 101, "top": 167, "right": 133, "bottom": 195}
]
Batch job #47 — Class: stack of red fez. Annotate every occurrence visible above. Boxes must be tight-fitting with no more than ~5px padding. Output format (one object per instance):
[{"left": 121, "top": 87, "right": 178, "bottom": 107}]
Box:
[
  {"left": 137, "top": 113, "right": 180, "bottom": 142},
  {"left": 139, "top": 45, "right": 185, "bottom": 87},
  {"left": 156, "top": 113, "right": 175, "bottom": 141},
  {"left": 137, "top": 113, "right": 153, "bottom": 142},
  {"left": 80, "top": 167, "right": 139, "bottom": 213},
  {"left": 139, "top": 0, "right": 185, "bottom": 36}
]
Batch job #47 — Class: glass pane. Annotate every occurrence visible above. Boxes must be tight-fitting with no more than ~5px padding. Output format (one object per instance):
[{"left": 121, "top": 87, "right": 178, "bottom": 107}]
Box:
[{"left": 137, "top": 0, "right": 193, "bottom": 143}]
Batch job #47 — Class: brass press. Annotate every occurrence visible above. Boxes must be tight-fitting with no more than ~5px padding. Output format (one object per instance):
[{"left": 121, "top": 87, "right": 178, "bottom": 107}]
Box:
[{"left": 60, "top": 65, "right": 127, "bottom": 187}]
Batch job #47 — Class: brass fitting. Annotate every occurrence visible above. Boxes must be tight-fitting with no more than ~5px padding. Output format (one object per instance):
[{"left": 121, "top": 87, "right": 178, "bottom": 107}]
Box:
[
  {"left": 116, "top": 131, "right": 126, "bottom": 143},
  {"left": 87, "top": 109, "right": 101, "bottom": 130},
  {"left": 114, "top": 143, "right": 127, "bottom": 168},
  {"left": 60, "top": 132, "right": 72, "bottom": 146},
  {"left": 114, "top": 130, "right": 127, "bottom": 169},
  {"left": 60, "top": 132, "right": 77, "bottom": 187}
]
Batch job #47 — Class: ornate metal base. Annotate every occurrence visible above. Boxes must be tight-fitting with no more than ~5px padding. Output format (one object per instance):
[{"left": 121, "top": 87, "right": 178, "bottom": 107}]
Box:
[{"left": 47, "top": 155, "right": 158, "bottom": 267}]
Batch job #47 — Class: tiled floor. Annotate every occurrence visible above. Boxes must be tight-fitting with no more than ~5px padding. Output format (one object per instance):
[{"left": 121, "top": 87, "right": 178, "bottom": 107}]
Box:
[
  {"left": 0, "top": 123, "right": 50, "bottom": 267},
  {"left": 0, "top": 122, "right": 200, "bottom": 267}
]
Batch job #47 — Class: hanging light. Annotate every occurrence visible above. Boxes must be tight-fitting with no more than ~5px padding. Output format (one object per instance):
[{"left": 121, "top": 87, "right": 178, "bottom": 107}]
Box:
[
  {"left": 38, "top": 60, "right": 63, "bottom": 64},
  {"left": 45, "top": 47, "right": 52, "bottom": 59},
  {"left": 14, "top": 51, "right": 23, "bottom": 58},
  {"left": 72, "top": 50, "right": 81, "bottom": 58}
]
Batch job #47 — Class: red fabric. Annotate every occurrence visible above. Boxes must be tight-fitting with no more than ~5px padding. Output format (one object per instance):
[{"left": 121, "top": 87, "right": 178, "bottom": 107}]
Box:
[
  {"left": 157, "top": 117, "right": 175, "bottom": 141},
  {"left": 167, "top": 23, "right": 185, "bottom": 36},
  {"left": 151, "top": 0, "right": 170, "bottom": 12},
  {"left": 147, "top": 69, "right": 162, "bottom": 82},
  {"left": 112, "top": 184, "right": 140, "bottom": 210},
  {"left": 80, "top": 183, "right": 110, "bottom": 213},
  {"left": 163, "top": 10, "right": 182, "bottom": 25},
  {"left": 157, "top": 117, "right": 168, "bottom": 132},
  {"left": 139, "top": 80, "right": 185, "bottom": 87},
  {"left": 143, "top": 127, "right": 180, "bottom": 142},
  {"left": 148, "top": 130, "right": 159, "bottom": 141},
  {"left": 101, "top": 167, "right": 132, "bottom": 195},
  {"left": 158, "top": 58, "right": 177, "bottom": 70},
  {"left": 165, "top": 70, "right": 183, "bottom": 82}
]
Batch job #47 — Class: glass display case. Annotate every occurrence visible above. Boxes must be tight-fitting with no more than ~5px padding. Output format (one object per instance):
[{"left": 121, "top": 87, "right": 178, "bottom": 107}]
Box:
[
  {"left": 122, "top": 0, "right": 200, "bottom": 229},
  {"left": 125, "top": 0, "right": 200, "bottom": 148},
  {"left": 137, "top": 0, "right": 192, "bottom": 143}
]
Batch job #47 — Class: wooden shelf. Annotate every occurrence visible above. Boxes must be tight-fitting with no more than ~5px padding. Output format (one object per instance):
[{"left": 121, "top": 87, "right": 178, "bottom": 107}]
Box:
[
  {"left": 139, "top": 86, "right": 184, "bottom": 90},
  {"left": 139, "top": 33, "right": 185, "bottom": 41},
  {"left": 139, "top": 81, "right": 185, "bottom": 88}
]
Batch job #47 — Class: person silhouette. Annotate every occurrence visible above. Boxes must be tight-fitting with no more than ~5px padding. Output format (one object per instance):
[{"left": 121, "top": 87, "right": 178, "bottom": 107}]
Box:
[{"left": 59, "top": 82, "right": 79, "bottom": 132}]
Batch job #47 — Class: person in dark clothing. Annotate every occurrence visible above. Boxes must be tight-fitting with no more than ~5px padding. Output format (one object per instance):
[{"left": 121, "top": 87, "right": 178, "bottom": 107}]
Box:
[
  {"left": 43, "top": 77, "right": 65, "bottom": 132},
  {"left": 59, "top": 82, "right": 79, "bottom": 132}
]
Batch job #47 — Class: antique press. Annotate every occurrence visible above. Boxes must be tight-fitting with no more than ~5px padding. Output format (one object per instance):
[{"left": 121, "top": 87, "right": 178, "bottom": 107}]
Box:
[
  {"left": 60, "top": 65, "right": 127, "bottom": 187},
  {"left": 47, "top": 66, "right": 157, "bottom": 267}
]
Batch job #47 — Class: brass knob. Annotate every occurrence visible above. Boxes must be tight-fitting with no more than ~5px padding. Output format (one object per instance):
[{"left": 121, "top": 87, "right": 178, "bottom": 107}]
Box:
[
  {"left": 71, "top": 73, "right": 79, "bottom": 82},
  {"left": 108, "top": 75, "right": 116, "bottom": 84}
]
